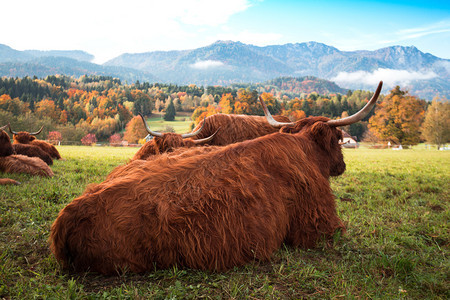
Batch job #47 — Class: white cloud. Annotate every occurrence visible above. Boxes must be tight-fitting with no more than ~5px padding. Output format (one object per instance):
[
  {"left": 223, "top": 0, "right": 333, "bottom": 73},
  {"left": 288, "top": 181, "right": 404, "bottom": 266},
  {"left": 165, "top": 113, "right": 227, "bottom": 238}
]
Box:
[
  {"left": 331, "top": 68, "right": 438, "bottom": 87},
  {"left": 190, "top": 60, "right": 225, "bottom": 69},
  {"left": 397, "top": 20, "right": 450, "bottom": 40},
  {"left": 1, "top": 0, "right": 253, "bottom": 63}
]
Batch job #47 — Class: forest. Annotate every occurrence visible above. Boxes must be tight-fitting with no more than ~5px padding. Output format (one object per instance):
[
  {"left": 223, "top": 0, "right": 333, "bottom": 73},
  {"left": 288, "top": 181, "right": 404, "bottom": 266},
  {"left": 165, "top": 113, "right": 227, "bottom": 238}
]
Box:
[{"left": 0, "top": 75, "right": 448, "bottom": 148}]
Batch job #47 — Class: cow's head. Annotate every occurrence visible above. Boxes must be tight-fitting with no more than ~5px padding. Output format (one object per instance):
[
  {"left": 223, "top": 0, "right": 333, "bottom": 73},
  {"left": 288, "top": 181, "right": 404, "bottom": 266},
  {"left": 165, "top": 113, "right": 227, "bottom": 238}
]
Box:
[
  {"left": 260, "top": 81, "right": 382, "bottom": 177},
  {"left": 8, "top": 124, "right": 43, "bottom": 144},
  {"left": 135, "top": 114, "right": 219, "bottom": 158},
  {"left": 0, "top": 125, "right": 14, "bottom": 157}
]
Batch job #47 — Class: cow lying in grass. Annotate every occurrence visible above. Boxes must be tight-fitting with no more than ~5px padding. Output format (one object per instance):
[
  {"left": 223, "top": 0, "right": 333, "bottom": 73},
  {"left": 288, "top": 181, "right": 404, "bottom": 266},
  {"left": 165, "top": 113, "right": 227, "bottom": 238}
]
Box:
[
  {"left": 0, "top": 125, "right": 54, "bottom": 179},
  {"left": 133, "top": 113, "right": 291, "bottom": 160},
  {"left": 9, "top": 124, "right": 62, "bottom": 160},
  {"left": 50, "top": 82, "right": 383, "bottom": 275}
]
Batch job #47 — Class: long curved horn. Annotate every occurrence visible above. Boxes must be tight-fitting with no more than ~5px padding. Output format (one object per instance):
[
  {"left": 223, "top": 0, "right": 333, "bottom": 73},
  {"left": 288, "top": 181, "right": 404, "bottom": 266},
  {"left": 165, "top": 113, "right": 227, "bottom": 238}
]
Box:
[
  {"left": 181, "top": 117, "right": 206, "bottom": 138},
  {"left": 259, "top": 96, "right": 295, "bottom": 128},
  {"left": 30, "top": 125, "right": 44, "bottom": 136},
  {"left": 327, "top": 81, "right": 383, "bottom": 127},
  {"left": 0, "top": 125, "right": 7, "bottom": 131},
  {"left": 8, "top": 123, "right": 18, "bottom": 135},
  {"left": 138, "top": 113, "right": 163, "bottom": 137},
  {"left": 192, "top": 127, "right": 220, "bottom": 145}
]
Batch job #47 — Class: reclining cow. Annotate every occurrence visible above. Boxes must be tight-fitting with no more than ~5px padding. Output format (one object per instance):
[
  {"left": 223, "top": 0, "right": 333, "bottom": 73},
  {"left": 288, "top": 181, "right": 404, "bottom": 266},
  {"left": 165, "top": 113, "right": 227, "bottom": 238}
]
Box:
[
  {"left": 0, "top": 125, "right": 54, "bottom": 179},
  {"left": 50, "top": 82, "right": 383, "bottom": 275},
  {"left": 133, "top": 113, "right": 291, "bottom": 160},
  {"left": 8, "top": 124, "right": 62, "bottom": 160}
]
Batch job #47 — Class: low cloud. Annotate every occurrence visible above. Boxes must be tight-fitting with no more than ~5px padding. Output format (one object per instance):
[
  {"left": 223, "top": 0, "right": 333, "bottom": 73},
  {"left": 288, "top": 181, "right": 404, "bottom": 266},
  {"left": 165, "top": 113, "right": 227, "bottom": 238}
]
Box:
[
  {"left": 190, "top": 60, "right": 225, "bottom": 70},
  {"left": 331, "top": 68, "right": 438, "bottom": 87}
]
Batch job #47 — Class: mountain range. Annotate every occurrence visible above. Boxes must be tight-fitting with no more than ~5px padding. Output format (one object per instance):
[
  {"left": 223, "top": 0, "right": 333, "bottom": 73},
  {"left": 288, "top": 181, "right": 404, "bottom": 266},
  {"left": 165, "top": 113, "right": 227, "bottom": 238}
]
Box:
[{"left": 1, "top": 41, "right": 449, "bottom": 100}]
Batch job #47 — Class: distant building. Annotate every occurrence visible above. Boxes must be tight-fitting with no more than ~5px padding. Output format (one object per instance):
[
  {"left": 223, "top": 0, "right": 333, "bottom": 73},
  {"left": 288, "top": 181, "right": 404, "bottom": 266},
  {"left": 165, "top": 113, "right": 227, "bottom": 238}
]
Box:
[{"left": 341, "top": 131, "right": 359, "bottom": 148}]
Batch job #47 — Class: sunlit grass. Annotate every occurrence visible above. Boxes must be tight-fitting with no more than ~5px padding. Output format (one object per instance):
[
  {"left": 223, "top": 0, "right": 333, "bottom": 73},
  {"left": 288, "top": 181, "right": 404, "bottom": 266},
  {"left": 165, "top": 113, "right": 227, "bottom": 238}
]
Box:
[
  {"left": 144, "top": 112, "right": 194, "bottom": 133},
  {"left": 0, "top": 146, "right": 448, "bottom": 298}
]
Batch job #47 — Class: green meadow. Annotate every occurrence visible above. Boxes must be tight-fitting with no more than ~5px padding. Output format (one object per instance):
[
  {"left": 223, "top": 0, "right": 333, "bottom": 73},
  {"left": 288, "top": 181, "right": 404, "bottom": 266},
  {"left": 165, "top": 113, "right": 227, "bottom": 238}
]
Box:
[
  {"left": 142, "top": 113, "right": 194, "bottom": 134},
  {"left": 0, "top": 146, "right": 448, "bottom": 299}
]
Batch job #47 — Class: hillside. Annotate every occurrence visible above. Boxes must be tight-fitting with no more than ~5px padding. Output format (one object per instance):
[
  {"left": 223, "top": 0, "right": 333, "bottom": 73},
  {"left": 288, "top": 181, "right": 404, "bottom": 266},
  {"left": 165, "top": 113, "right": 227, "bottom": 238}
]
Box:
[
  {"left": 105, "top": 41, "right": 450, "bottom": 100},
  {"left": 232, "top": 76, "right": 348, "bottom": 96},
  {"left": 1, "top": 41, "right": 448, "bottom": 100}
]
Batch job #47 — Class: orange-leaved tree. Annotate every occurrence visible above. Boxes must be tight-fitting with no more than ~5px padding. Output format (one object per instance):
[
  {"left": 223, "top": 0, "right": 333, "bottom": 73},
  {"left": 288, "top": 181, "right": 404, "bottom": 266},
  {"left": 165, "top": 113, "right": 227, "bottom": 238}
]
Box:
[
  {"left": 123, "top": 115, "right": 148, "bottom": 144},
  {"left": 421, "top": 97, "right": 450, "bottom": 149},
  {"left": 368, "top": 86, "right": 426, "bottom": 146}
]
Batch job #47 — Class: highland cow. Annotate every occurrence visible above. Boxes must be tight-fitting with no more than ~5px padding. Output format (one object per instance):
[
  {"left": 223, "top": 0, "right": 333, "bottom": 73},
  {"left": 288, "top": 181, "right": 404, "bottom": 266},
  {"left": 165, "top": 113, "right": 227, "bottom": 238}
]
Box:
[
  {"left": 12, "top": 143, "right": 54, "bottom": 165},
  {"left": 0, "top": 154, "right": 54, "bottom": 177},
  {"left": 132, "top": 114, "right": 219, "bottom": 160},
  {"left": 9, "top": 124, "right": 62, "bottom": 160},
  {"left": 192, "top": 113, "right": 292, "bottom": 145},
  {"left": 133, "top": 113, "right": 291, "bottom": 160},
  {"left": 0, "top": 125, "right": 14, "bottom": 157},
  {"left": 49, "top": 82, "right": 382, "bottom": 275},
  {"left": 0, "top": 125, "right": 54, "bottom": 178}
]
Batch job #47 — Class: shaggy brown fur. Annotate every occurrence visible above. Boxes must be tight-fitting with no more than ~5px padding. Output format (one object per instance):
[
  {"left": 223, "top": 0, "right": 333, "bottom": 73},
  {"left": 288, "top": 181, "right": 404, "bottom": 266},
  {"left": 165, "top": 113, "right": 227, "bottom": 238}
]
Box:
[
  {"left": 0, "top": 154, "right": 54, "bottom": 177},
  {"left": 133, "top": 114, "right": 290, "bottom": 160},
  {"left": 50, "top": 116, "right": 346, "bottom": 275},
  {"left": 132, "top": 133, "right": 198, "bottom": 160},
  {"left": 0, "top": 178, "right": 21, "bottom": 185},
  {"left": 13, "top": 132, "right": 62, "bottom": 160},
  {"left": 192, "top": 114, "right": 291, "bottom": 145},
  {"left": 12, "top": 143, "right": 53, "bottom": 165},
  {"left": 0, "top": 129, "right": 14, "bottom": 157}
]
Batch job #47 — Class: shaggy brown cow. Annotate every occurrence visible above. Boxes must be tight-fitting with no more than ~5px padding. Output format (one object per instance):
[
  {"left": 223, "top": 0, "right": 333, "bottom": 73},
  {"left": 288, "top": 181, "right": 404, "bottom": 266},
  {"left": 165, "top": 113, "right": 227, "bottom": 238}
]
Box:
[
  {"left": 49, "top": 82, "right": 383, "bottom": 275},
  {"left": 1, "top": 124, "right": 52, "bottom": 164},
  {"left": 132, "top": 114, "right": 219, "bottom": 160},
  {"left": 12, "top": 143, "right": 54, "bottom": 165},
  {"left": 0, "top": 125, "right": 54, "bottom": 178},
  {"left": 191, "top": 113, "right": 292, "bottom": 145},
  {"left": 133, "top": 113, "right": 291, "bottom": 160},
  {"left": 0, "top": 154, "right": 54, "bottom": 177},
  {"left": 9, "top": 124, "right": 62, "bottom": 160}
]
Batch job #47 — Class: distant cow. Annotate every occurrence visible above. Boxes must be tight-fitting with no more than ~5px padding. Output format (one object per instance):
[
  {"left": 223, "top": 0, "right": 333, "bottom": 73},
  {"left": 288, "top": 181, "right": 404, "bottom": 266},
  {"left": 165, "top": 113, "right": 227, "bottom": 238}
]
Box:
[
  {"left": 49, "top": 82, "right": 383, "bottom": 275},
  {"left": 9, "top": 124, "right": 62, "bottom": 160},
  {"left": 133, "top": 113, "right": 291, "bottom": 160},
  {"left": 0, "top": 154, "right": 54, "bottom": 178},
  {"left": 132, "top": 114, "right": 219, "bottom": 160},
  {"left": 12, "top": 143, "right": 53, "bottom": 165},
  {"left": 0, "top": 125, "right": 54, "bottom": 178}
]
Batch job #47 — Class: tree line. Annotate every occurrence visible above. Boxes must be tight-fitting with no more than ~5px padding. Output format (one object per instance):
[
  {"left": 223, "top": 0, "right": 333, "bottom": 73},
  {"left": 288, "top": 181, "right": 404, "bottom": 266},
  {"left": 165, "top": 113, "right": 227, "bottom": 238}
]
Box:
[{"left": 0, "top": 75, "right": 448, "bottom": 148}]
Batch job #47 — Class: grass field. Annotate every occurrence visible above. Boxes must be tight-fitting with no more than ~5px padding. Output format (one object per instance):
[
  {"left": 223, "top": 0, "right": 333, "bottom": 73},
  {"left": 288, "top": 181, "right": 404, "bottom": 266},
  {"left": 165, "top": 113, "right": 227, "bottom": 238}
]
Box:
[
  {"left": 0, "top": 146, "right": 448, "bottom": 299},
  {"left": 143, "top": 113, "right": 194, "bottom": 134}
]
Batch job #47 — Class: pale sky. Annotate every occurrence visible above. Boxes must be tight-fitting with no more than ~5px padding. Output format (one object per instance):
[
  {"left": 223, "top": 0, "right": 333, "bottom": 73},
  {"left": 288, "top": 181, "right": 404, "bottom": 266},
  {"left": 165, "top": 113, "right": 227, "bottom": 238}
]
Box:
[{"left": 2, "top": 0, "right": 450, "bottom": 64}]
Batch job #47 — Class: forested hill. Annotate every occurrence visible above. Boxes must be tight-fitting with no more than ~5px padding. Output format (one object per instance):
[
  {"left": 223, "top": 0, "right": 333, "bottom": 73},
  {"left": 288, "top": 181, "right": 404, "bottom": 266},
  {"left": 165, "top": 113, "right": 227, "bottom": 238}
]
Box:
[
  {"left": 0, "top": 75, "right": 384, "bottom": 143},
  {"left": 232, "top": 76, "right": 348, "bottom": 97}
]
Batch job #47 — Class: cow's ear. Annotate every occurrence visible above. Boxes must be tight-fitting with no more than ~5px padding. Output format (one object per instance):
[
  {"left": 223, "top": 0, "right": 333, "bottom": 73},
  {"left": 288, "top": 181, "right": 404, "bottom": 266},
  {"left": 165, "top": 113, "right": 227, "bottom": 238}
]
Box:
[{"left": 310, "top": 122, "right": 333, "bottom": 152}]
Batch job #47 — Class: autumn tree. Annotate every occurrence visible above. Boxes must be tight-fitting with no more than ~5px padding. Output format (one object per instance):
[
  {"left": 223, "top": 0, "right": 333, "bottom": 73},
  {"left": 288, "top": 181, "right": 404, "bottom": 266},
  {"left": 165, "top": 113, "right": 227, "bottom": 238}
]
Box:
[
  {"left": 35, "top": 99, "right": 60, "bottom": 122},
  {"left": 81, "top": 133, "right": 97, "bottom": 146},
  {"left": 368, "top": 86, "right": 426, "bottom": 146},
  {"left": 109, "top": 133, "right": 123, "bottom": 146},
  {"left": 0, "top": 94, "right": 30, "bottom": 116},
  {"left": 47, "top": 131, "right": 62, "bottom": 145},
  {"left": 123, "top": 115, "right": 148, "bottom": 144},
  {"left": 421, "top": 98, "right": 450, "bottom": 149},
  {"left": 218, "top": 93, "right": 235, "bottom": 114},
  {"left": 235, "top": 89, "right": 259, "bottom": 115}
]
